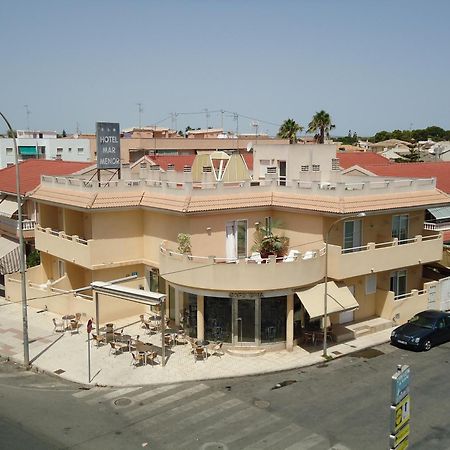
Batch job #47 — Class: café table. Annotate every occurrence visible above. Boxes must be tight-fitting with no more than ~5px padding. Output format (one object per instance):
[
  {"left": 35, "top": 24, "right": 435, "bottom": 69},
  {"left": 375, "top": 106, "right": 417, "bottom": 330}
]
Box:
[
  {"left": 115, "top": 334, "right": 132, "bottom": 351},
  {"left": 135, "top": 341, "right": 153, "bottom": 365}
]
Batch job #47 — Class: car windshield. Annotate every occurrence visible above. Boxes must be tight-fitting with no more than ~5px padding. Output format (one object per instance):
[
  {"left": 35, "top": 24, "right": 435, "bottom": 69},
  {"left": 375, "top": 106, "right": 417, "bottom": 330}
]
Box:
[{"left": 408, "top": 315, "right": 436, "bottom": 329}]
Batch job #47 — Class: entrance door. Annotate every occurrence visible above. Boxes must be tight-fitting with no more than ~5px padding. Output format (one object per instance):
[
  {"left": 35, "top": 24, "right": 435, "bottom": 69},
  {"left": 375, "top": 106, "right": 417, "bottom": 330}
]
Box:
[
  {"left": 237, "top": 299, "right": 256, "bottom": 343},
  {"left": 279, "top": 161, "right": 287, "bottom": 186}
]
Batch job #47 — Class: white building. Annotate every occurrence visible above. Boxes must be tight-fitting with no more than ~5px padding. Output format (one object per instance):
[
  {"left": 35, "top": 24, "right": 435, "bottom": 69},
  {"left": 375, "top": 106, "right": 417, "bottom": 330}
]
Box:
[{"left": 0, "top": 131, "right": 93, "bottom": 168}]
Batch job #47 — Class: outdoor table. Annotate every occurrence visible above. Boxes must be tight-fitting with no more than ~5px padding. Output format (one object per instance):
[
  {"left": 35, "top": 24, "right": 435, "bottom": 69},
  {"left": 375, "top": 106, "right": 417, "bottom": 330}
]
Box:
[
  {"left": 62, "top": 314, "right": 75, "bottom": 330},
  {"left": 195, "top": 339, "right": 210, "bottom": 347},
  {"left": 135, "top": 342, "right": 153, "bottom": 365},
  {"left": 115, "top": 334, "right": 132, "bottom": 348}
]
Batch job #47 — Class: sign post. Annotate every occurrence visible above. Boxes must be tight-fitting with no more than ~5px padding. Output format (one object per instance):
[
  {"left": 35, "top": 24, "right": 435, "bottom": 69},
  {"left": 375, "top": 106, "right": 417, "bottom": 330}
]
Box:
[
  {"left": 96, "top": 122, "right": 121, "bottom": 179},
  {"left": 87, "top": 319, "right": 93, "bottom": 383},
  {"left": 390, "top": 365, "right": 411, "bottom": 449}
]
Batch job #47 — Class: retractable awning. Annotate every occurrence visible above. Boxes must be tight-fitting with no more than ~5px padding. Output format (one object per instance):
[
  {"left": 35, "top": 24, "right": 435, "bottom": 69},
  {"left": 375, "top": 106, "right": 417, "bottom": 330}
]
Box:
[
  {"left": 295, "top": 281, "right": 359, "bottom": 319},
  {"left": 0, "top": 198, "right": 19, "bottom": 218},
  {"left": 427, "top": 206, "right": 450, "bottom": 221},
  {"left": 0, "top": 237, "right": 20, "bottom": 274}
]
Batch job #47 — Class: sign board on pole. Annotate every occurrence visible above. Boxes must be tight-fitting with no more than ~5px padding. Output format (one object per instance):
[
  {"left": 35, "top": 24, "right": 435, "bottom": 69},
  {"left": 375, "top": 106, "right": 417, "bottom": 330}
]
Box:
[
  {"left": 390, "top": 423, "right": 410, "bottom": 448},
  {"left": 390, "top": 394, "right": 411, "bottom": 433},
  {"left": 87, "top": 319, "right": 93, "bottom": 334},
  {"left": 96, "top": 122, "right": 120, "bottom": 169},
  {"left": 392, "top": 365, "right": 410, "bottom": 404}
]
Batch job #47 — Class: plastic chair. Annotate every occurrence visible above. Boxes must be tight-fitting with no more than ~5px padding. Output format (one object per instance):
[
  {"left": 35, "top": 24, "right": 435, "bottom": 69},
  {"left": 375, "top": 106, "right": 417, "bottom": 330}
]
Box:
[
  {"left": 211, "top": 342, "right": 224, "bottom": 358},
  {"left": 194, "top": 346, "right": 207, "bottom": 363},
  {"left": 52, "top": 318, "right": 65, "bottom": 333}
]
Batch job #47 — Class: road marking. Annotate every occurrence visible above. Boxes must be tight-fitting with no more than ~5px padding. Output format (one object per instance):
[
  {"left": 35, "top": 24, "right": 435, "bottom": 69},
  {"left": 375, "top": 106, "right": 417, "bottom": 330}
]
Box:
[
  {"left": 125, "top": 383, "right": 210, "bottom": 419},
  {"left": 328, "top": 444, "right": 351, "bottom": 450},
  {"left": 128, "top": 383, "right": 181, "bottom": 403},
  {"left": 86, "top": 386, "right": 142, "bottom": 403},
  {"left": 283, "top": 433, "right": 328, "bottom": 449},
  {"left": 72, "top": 387, "right": 106, "bottom": 398},
  {"left": 240, "top": 423, "right": 304, "bottom": 449}
]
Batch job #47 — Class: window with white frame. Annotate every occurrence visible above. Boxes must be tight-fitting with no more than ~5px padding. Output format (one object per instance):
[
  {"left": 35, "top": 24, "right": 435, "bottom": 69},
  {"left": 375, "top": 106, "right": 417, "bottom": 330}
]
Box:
[
  {"left": 259, "top": 160, "right": 270, "bottom": 178},
  {"left": 301, "top": 165, "right": 309, "bottom": 172},
  {"left": 77, "top": 147, "right": 84, "bottom": 153},
  {"left": 331, "top": 159, "right": 340, "bottom": 170},
  {"left": 365, "top": 274, "right": 377, "bottom": 295},
  {"left": 6, "top": 147, "right": 13, "bottom": 154},
  {"left": 312, "top": 164, "right": 320, "bottom": 172},
  {"left": 56, "top": 147, "right": 63, "bottom": 154},
  {"left": 390, "top": 269, "right": 407, "bottom": 298}
]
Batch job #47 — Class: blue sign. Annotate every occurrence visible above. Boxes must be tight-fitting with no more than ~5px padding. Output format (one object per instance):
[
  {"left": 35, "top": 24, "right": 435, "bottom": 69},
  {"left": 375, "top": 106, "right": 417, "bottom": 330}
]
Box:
[{"left": 392, "top": 365, "right": 410, "bottom": 405}]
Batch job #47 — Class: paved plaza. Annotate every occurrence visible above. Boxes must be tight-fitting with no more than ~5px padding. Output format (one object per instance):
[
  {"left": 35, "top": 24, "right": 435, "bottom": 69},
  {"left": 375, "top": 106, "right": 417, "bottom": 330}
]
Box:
[{"left": 0, "top": 298, "right": 393, "bottom": 387}]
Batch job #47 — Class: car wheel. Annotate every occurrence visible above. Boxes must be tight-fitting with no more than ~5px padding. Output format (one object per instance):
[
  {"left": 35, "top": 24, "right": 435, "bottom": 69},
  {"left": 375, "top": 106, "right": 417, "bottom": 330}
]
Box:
[{"left": 422, "top": 340, "right": 432, "bottom": 351}]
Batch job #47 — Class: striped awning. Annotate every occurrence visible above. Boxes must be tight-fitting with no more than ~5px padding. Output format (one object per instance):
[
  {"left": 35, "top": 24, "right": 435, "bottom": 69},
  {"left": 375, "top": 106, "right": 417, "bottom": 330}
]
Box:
[
  {"left": 0, "top": 237, "right": 21, "bottom": 274},
  {"left": 0, "top": 198, "right": 19, "bottom": 218}
]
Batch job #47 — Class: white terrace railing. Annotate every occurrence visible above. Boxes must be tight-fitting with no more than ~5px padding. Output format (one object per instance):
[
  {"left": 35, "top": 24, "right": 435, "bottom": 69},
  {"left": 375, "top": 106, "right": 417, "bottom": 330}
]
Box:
[
  {"left": 159, "top": 242, "right": 326, "bottom": 265},
  {"left": 40, "top": 174, "right": 437, "bottom": 198},
  {"left": 424, "top": 221, "right": 450, "bottom": 231},
  {"left": 0, "top": 215, "right": 36, "bottom": 231},
  {"left": 340, "top": 234, "right": 441, "bottom": 254}
]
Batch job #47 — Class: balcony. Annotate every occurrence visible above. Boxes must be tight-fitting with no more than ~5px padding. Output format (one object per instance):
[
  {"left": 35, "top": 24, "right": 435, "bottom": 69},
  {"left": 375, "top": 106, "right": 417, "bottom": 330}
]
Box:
[
  {"left": 159, "top": 242, "right": 325, "bottom": 292},
  {"left": 0, "top": 215, "right": 36, "bottom": 239},
  {"left": 328, "top": 234, "right": 443, "bottom": 280}
]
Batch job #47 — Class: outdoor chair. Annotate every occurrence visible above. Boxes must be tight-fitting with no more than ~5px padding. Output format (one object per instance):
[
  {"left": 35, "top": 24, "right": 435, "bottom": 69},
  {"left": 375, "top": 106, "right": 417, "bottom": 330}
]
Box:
[
  {"left": 143, "top": 322, "right": 157, "bottom": 335},
  {"left": 194, "top": 346, "right": 207, "bottom": 363},
  {"left": 146, "top": 351, "right": 159, "bottom": 367},
  {"left": 247, "top": 252, "right": 263, "bottom": 264},
  {"left": 189, "top": 340, "right": 198, "bottom": 354},
  {"left": 283, "top": 249, "right": 300, "bottom": 262},
  {"left": 70, "top": 320, "right": 80, "bottom": 334},
  {"left": 131, "top": 351, "right": 145, "bottom": 367},
  {"left": 211, "top": 342, "right": 225, "bottom": 358},
  {"left": 75, "top": 312, "right": 82, "bottom": 324},
  {"left": 164, "top": 334, "right": 174, "bottom": 347},
  {"left": 92, "top": 334, "right": 106, "bottom": 348},
  {"left": 52, "top": 318, "right": 65, "bottom": 333},
  {"left": 109, "top": 342, "right": 124, "bottom": 357}
]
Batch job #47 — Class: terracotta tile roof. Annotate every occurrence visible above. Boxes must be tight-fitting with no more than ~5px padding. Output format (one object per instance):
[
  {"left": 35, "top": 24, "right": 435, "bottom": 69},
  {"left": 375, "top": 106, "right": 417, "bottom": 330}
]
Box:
[
  {"left": 361, "top": 162, "right": 450, "bottom": 194},
  {"left": 92, "top": 192, "right": 144, "bottom": 208},
  {"left": 337, "top": 152, "right": 391, "bottom": 169},
  {"left": 146, "top": 155, "right": 196, "bottom": 172},
  {"left": 0, "top": 160, "right": 93, "bottom": 195},
  {"left": 140, "top": 192, "right": 187, "bottom": 212},
  {"left": 32, "top": 187, "right": 96, "bottom": 209}
]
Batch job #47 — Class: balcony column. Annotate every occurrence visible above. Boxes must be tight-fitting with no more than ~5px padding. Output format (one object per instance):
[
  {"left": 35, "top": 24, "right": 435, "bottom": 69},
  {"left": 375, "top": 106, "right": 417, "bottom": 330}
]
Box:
[
  {"left": 197, "top": 295, "right": 205, "bottom": 340},
  {"left": 174, "top": 288, "right": 182, "bottom": 326},
  {"left": 286, "top": 294, "right": 294, "bottom": 351}
]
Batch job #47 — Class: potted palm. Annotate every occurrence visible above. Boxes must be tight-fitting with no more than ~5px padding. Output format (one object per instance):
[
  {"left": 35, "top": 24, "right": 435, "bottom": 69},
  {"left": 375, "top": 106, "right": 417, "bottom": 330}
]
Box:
[
  {"left": 252, "top": 222, "right": 289, "bottom": 260},
  {"left": 177, "top": 233, "right": 192, "bottom": 254}
]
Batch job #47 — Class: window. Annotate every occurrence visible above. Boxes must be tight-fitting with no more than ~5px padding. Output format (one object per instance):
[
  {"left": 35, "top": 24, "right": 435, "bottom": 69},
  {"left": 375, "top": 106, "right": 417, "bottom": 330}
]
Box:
[
  {"left": 6, "top": 147, "right": 13, "bottom": 154},
  {"left": 149, "top": 269, "right": 159, "bottom": 292},
  {"left": 261, "top": 297, "right": 286, "bottom": 343},
  {"left": 390, "top": 270, "right": 407, "bottom": 297},
  {"left": 392, "top": 214, "right": 409, "bottom": 244},
  {"left": 226, "top": 220, "right": 247, "bottom": 260},
  {"left": 56, "top": 147, "right": 63, "bottom": 154},
  {"left": 57, "top": 260, "right": 65, "bottom": 278},
  {"left": 331, "top": 159, "right": 340, "bottom": 170},
  {"left": 77, "top": 147, "right": 84, "bottom": 153},
  {"left": 312, "top": 164, "right": 320, "bottom": 172},
  {"left": 301, "top": 165, "right": 309, "bottom": 172}
]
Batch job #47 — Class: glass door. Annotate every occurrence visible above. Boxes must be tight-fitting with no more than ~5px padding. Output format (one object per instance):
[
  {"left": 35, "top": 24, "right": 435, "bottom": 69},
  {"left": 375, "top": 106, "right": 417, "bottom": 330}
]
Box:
[
  {"left": 226, "top": 220, "right": 248, "bottom": 260},
  {"left": 279, "top": 161, "right": 287, "bottom": 186},
  {"left": 237, "top": 299, "right": 256, "bottom": 344},
  {"left": 392, "top": 214, "right": 409, "bottom": 244},
  {"left": 343, "top": 220, "right": 362, "bottom": 253}
]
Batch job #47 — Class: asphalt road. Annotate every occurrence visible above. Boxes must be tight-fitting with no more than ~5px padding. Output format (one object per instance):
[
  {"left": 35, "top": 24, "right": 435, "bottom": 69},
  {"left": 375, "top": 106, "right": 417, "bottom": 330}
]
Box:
[{"left": 0, "top": 341, "right": 449, "bottom": 450}]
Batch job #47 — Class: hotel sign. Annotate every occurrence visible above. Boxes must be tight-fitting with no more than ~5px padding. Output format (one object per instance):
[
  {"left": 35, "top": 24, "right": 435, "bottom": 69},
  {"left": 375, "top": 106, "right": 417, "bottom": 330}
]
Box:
[{"left": 96, "top": 122, "right": 120, "bottom": 169}]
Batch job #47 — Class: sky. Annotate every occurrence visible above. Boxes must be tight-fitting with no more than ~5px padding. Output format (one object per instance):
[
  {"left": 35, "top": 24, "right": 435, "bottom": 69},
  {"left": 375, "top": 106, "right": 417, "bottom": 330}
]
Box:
[{"left": 1, "top": 0, "right": 450, "bottom": 137}]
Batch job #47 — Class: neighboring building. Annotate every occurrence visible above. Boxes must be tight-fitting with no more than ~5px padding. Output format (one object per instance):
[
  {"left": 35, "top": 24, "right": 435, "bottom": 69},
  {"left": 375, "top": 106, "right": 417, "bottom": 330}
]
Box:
[
  {"left": 368, "top": 139, "right": 413, "bottom": 153},
  {"left": 6, "top": 144, "right": 450, "bottom": 352},
  {"left": 0, "top": 160, "right": 92, "bottom": 277},
  {"left": 0, "top": 131, "right": 93, "bottom": 169}
]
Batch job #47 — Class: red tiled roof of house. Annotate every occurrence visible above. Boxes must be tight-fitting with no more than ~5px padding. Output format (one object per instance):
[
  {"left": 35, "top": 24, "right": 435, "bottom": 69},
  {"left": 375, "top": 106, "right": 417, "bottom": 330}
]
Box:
[
  {"left": 359, "top": 162, "right": 450, "bottom": 194},
  {"left": 337, "top": 152, "right": 391, "bottom": 169},
  {"left": 0, "top": 160, "right": 93, "bottom": 195}
]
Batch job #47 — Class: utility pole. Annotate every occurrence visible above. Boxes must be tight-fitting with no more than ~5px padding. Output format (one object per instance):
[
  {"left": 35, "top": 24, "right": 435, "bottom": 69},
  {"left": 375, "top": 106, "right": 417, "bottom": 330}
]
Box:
[
  {"left": 137, "top": 103, "right": 143, "bottom": 130},
  {"left": 24, "top": 105, "right": 30, "bottom": 130},
  {"left": 0, "top": 111, "right": 29, "bottom": 367}
]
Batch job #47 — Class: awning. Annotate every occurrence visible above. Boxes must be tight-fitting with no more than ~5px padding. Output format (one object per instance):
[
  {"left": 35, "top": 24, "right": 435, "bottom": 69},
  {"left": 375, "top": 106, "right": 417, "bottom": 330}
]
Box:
[
  {"left": 18, "top": 145, "right": 37, "bottom": 155},
  {"left": 0, "top": 237, "right": 21, "bottom": 274},
  {"left": 0, "top": 198, "right": 19, "bottom": 218},
  {"left": 296, "top": 281, "right": 359, "bottom": 319},
  {"left": 427, "top": 206, "right": 450, "bottom": 221}
]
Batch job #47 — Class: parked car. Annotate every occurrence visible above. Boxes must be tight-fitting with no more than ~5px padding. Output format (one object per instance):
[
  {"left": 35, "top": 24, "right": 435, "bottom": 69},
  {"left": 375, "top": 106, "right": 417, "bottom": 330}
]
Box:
[{"left": 390, "top": 310, "right": 450, "bottom": 351}]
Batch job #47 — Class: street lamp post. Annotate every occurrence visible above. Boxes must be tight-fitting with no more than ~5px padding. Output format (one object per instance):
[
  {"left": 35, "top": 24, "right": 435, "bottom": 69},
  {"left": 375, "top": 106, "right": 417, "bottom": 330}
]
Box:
[
  {"left": 0, "top": 111, "right": 30, "bottom": 366},
  {"left": 323, "top": 212, "right": 366, "bottom": 358}
]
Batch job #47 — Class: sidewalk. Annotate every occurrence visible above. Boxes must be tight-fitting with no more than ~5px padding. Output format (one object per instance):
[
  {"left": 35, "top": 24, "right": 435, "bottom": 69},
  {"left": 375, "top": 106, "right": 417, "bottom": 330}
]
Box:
[{"left": 0, "top": 298, "right": 394, "bottom": 387}]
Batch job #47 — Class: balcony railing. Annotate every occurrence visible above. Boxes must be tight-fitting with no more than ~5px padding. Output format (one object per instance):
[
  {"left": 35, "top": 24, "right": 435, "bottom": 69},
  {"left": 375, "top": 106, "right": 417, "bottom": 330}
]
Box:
[
  {"left": 0, "top": 215, "right": 36, "bottom": 231},
  {"left": 328, "top": 234, "right": 443, "bottom": 280},
  {"left": 159, "top": 242, "right": 326, "bottom": 292},
  {"left": 424, "top": 221, "right": 450, "bottom": 231}
]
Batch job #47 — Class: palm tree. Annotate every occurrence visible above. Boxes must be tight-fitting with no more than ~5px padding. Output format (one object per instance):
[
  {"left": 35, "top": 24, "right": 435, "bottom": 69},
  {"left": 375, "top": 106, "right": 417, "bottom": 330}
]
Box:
[
  {"left": 307, "top": 111, "right": 335, "bottom": 144},
  {"left": 277, "top": 118, "right": 303, "bottom": 144}
]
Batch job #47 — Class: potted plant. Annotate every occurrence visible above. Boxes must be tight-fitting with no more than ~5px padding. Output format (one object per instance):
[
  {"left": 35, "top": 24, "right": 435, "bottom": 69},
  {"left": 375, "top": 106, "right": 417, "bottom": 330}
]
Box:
[
  {"left": 177, "top": 233, "right": 192, "bottom": 254},
  {"left": 252, "top": 222, "right": 289, "bottom": 260}
]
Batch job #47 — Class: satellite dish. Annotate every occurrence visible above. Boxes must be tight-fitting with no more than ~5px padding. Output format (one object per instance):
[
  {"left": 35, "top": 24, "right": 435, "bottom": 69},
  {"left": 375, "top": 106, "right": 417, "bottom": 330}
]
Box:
[{"left": 247, "top": 142, "right": 254, "bottom": 152}]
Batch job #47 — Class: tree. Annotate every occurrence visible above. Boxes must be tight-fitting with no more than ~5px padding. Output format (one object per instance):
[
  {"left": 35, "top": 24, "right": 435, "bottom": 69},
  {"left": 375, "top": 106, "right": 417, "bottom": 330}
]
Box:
[
  {"left": 398, "top": 148, "right": 422, "bottom": 163},
  {"left": 277, "top": 118, "right": 303, "bottom": 144},
  {"left": 307, "top": 110, "right": 335, "bottom": 144},
  {"left": 26, "top": 249, "right": 40, "bottom": 268},
  {"left": 7, "top": 129, "right": 17, "bottom": 138}
]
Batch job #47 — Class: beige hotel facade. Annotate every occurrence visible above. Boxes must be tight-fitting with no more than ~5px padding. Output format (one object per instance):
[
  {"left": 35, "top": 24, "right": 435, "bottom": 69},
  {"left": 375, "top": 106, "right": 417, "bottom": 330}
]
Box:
[{"left": 6, "top": 143, "right": 449, "bottom": 351}]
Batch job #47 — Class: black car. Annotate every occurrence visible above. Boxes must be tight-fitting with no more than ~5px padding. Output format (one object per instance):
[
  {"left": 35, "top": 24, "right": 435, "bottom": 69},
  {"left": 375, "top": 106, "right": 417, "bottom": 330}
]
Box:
[{"left": 390, "top": 310, "right": 450, "bottom": 351}]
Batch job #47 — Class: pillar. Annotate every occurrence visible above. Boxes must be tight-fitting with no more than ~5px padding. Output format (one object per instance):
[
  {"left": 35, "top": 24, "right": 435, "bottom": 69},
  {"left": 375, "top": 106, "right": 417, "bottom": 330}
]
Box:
[
  {"left": 197, "top": 295, "right": 205, "bottom": 340},
  {"left": 286, "top": 294, "right": 294, "bottom": 351},
  {"left": 174, "top": 288, "right": 183, "bottom": 326}
]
